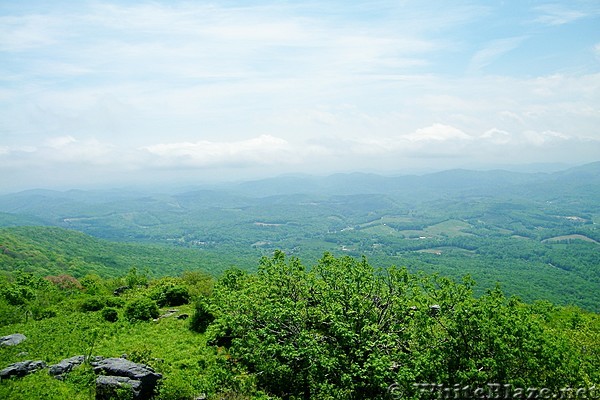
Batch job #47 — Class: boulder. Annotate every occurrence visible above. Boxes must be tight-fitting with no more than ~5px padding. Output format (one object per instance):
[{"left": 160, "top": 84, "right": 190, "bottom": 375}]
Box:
[
  {"left": 0, "top": 360, "right": 46, "bottom": 379},
  {"left": 48, "top": 355, "right": 86, "bottom": 379},
  {"left": 96, "top": 375, "right": 142, "bottom": 400},
  {"left": 0, "top": 333, "right": 27, "bottom": 347},
  {"left": 91, "top": 358, "right": 161, "bottom": 399}
]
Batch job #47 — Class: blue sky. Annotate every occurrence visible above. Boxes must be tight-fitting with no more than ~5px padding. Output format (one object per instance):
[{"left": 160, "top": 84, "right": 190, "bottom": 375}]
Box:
[{"left": 1, "top": 1, "right": 599, "bottom": 190}]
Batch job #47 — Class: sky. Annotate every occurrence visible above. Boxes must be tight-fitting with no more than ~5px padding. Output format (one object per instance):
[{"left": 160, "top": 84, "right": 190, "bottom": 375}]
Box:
[{"left": 1, "top": 0, "right": 599, "bottom": 191}]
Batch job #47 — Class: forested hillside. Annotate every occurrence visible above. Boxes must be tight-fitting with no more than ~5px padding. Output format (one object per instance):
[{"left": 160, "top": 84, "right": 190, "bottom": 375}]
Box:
[
  {"left": 0, "top": 164, "right": 598, "bottom": 310},
  {"left": 0, "top": 227, "right": 247, "bottom": 278}
]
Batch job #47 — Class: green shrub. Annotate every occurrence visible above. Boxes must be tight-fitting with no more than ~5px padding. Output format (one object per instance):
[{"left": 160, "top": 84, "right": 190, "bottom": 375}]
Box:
[
  {"left": 0, "top": 298, "right": 21, "bottom": 326},
  {"left": 189, "top": 298, "right": 214, "bottom": 334},
  {"left": 154, "top": 285, "right": 190, "bottom": 307},
  {"left": 2, "top": 284, "right": 35, "bottom": 305},
  {"left": 124, "top": 297, "right": 159, "bottom": 322},
  {"left": 104, "top": 296, "right": 124, "bottom": 308},
  {"left": 79, "top": 296, "right": 105, "bottom": 312},
  {"left": 101, "top": 307, "right": 119, "bottom": 322},
  {"left": 32, "top": 307, "right": 57, "bottom": 320}
]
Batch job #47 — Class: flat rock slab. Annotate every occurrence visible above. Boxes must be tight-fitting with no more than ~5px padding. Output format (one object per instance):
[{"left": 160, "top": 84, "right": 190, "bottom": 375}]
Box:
[
  {"left": 91, "top": 358, "right": 161, "bottom": 398},
  {"left": 0, "top": 333, "right": 27, "bottom": 347},
  {"left": 48, "top": 355, "right": 86, "bottom": 377},
  {"left": 96, "top": 375, "right": 143, "bottom": 400},
  {"left": 0, "top": 360, "right": 46, "bottom": 379}
]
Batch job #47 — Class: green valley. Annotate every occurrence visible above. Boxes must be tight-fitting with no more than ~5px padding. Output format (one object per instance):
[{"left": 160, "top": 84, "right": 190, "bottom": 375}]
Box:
[{"left": 0, "top": 163, "right": 599, "bottom": 399}]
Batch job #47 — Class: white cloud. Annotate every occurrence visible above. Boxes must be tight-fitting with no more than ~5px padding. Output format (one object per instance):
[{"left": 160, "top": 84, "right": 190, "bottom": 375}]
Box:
[
  {"left": 142, "top": 135, "right": 298, "bottom": 168},
  {"left": 468, "top": 37, "right": 526, "bottom": 73},
  {"left": 533, "top": 4, "right": 588, "bottom": 26},
  {"left": 0, "top": 14, "right": 60, "bottom": 51},
  {"left": 0, "top": 136, "right": 116, "bottom": 168},
  {"left": 522, "top": 130, "right": 570, "bottom": 146},
  {"left": 481, "top": 128, "right": 512, "bottom": 145},
  {"left": 405, "top": 124, "right": 472, "bottom": 142},
  {"left": 0, "top": 1, "right": 599, "bottom": 190},
  {"left": 46, "top": 135, "right": 77, "bottom": 149}
]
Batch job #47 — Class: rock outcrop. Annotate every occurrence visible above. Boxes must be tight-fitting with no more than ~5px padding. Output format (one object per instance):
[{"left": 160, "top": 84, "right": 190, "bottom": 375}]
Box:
[
  {"left": 1, "top": 353, "right": 161, "bottom": 398},
  {"left": 0, "top": 360, "right": 46, "bottom": 379},
  {"left": 92, "top": 357, "right": 162, "bottom": 399},
  {"left": 96, "top": 375, "right": 143, "bottom": 399},
  {"left": 0, "top": 333, "right": 26, "bottom": 347},
  {"left": 48, "top": 355, "right": 106, "bottom": 379}
]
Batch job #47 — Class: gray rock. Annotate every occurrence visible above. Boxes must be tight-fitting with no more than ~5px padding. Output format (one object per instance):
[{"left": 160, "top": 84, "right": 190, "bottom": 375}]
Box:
[
  {"left": 48, "top": 355, "right": 86, "bottom": 378},
  {"left": 0, "top": 360, "right": 46, "bottom": 379},
  {"left": 157, "top": 309, "right": 179, "bottom": 319},
  {"left": 113, "top": 286, "right": 129, "bottom": 296},
  {"left": 96, "top": 375, "right": 142, "bottom": 400},
  {"left": 0, "top": 333, "right": 27, "bottom": 347},
  {"left": 91, "top": 358, "right": 161, "bottom": 398}
]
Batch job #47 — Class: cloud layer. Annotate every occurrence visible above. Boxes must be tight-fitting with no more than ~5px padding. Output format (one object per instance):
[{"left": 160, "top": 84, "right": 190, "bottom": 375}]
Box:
[{"left": 1, "top": 1, "right": 599, "bottom": 190}]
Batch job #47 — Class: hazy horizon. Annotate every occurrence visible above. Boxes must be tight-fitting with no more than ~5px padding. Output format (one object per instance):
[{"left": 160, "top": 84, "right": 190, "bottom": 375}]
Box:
[
  {"left": 1, "top": 1, "right": 599, "bottom": 192},
  {"left": 1, "top": 160, "right": 596, "bottom": 196}
]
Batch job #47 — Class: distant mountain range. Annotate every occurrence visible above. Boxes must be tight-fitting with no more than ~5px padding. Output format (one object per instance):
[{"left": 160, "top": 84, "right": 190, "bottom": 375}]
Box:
[{"left": 0, "top": 161, "right": 598, "bottom": 224}]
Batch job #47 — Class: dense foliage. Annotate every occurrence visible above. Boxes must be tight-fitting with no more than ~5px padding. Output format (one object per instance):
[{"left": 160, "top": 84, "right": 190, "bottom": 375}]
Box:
[
  {"left": 207, "top": 252, "right": 599, "bottom": 399},
  {"left": 0, "top": 250, "right": 598, "bottom": 399}
]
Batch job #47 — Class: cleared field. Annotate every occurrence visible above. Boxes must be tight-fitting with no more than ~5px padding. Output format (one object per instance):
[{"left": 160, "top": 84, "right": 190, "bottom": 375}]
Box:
[
  {"left": 424, "top": 219, "right": 472, "bottom": 236},
  {"left": 361, "top": 224, "right": 401, "bottom": 236},
  {"left": 359, "top": 215, "right": 414, "bottom": 228},
  {"left": 416, "top": 246, "right": 476, "bottom": 255},
  {"left": 542, "top": 234, "right": 598, "bottom": 244},
  {"left": 399, "top": 219, "right": 474, "bottom": 238},
  {"left": 360, "top": 218, "right": 473, "bottom": 239}
]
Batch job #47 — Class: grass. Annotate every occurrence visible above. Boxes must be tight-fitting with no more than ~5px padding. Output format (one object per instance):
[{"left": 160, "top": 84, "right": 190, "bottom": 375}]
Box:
[{"left": 0, "top": 304, "right": 222, "bottom": 400}]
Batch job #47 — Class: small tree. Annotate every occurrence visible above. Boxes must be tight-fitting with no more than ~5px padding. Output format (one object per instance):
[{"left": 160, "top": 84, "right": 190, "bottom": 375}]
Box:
[{"left": 189, "top": 298, "right": 214, "bottom": 333}]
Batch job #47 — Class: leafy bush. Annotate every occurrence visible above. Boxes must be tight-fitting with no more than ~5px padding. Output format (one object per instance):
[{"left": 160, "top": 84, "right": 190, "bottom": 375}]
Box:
[
  {"left": 208, "top": 252, "right": 593, "bottom": 399},
  {"left": 101, "top": 307, "right": 119, "bottom": 322},
  {"left": 155, "top": 285, "right": 190, "bottom": 307},
  {"left": 32, "top": 307, "right": 57, "bottom": 320},
  {"left": 0, "top": 298, "right": 21, "bottom": 326},
  {"left": 79, "top": 274, "right": 106, "bottom": 296},
  {"left": 79, "top": 296, "right": 105, "bottom": 312},
  {"left": 125, "top": 267, "right": 148, "bottom": 289},
  {"left": 2, "top": 284, "right": 35, "bottom": 305},
  {"left": 124, "top": 297, "right": 159, "bottom": 322},
  {"left": 181, "top": 270, "right": 214, "bottom": 298},
  {"left": 149, "top": 277, "right": 192, "bottom": 307},
  {"left": 104, "top": 296, "right": 124, "bottom": 308},
  {"left": 189, "top": 298, "right": 214, "bottom": 333},
  {"left": 79, "top": 296, "right": 123, "bottom": 312}
]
